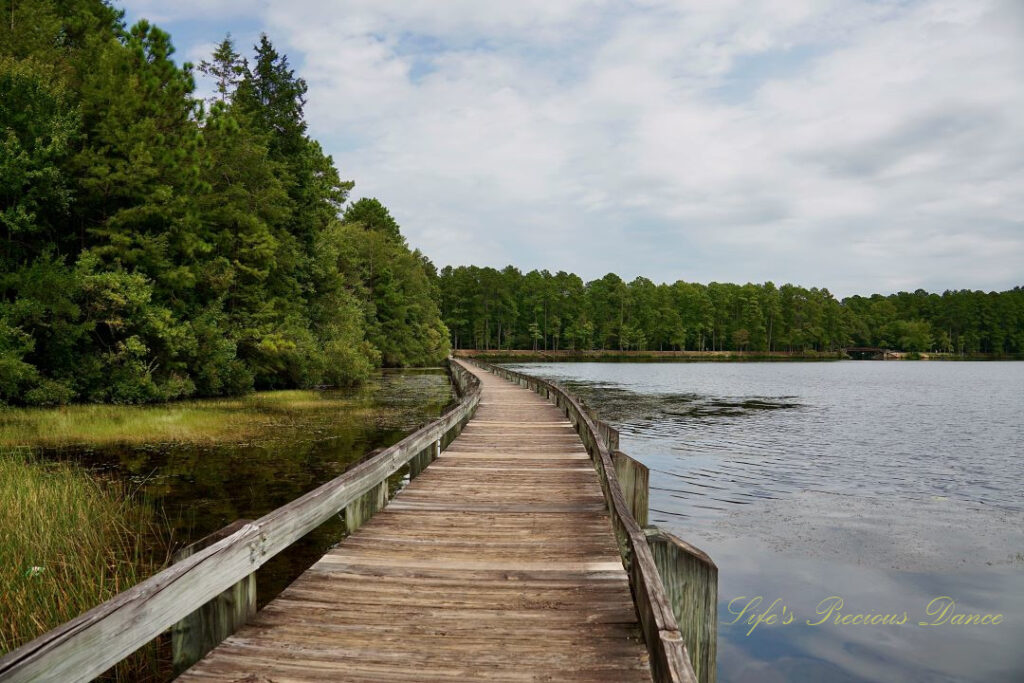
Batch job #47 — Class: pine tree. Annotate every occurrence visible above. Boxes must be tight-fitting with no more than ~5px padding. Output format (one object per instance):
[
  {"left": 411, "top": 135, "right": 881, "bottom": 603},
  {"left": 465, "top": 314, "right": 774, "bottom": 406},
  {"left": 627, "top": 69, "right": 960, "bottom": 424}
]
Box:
[
  {"left": 343, "top": 198, "right": 404, "bottom": 242},
  {"left": 75, "top": 21, "right": 204, "bottom": 293},
  {"left": 198, "top": 35, "right": 246, "bottom": 103},
  {"left": 236, "top": 34, "right": 308, "bottom": 160}
]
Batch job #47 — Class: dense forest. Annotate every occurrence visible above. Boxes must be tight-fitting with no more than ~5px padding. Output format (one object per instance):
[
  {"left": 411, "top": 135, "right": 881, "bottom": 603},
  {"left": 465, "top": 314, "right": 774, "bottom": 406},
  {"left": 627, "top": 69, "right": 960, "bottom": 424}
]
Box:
[
  {"left": 438, "top": 267, "right": 1024, "bottom": 355},
  {"left": 0, "top": 1, "right": 448, "bottom": 405},
  {"left": 3, "top": 3, "right": 1021, "bottom": 405}
]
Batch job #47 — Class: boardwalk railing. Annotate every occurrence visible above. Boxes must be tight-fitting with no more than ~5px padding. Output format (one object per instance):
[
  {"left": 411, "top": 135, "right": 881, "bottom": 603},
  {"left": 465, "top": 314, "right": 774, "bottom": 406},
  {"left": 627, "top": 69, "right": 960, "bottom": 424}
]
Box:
[
  {"left": 469, "top": 360, "right": 718, "bottom": 683},
  {"left": 0, "top": 361, "right": 481, "bottom": 683}
]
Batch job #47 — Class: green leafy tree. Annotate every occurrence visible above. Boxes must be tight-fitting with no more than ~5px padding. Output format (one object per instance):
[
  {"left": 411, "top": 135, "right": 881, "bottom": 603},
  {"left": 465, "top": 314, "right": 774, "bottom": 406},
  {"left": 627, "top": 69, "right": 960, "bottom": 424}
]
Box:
[
  {"left": 434, "top": 267, "right": 1022, "bottom": 357},
  {"left": 0, "top": 58, "right": 78, "bottom": 264},
  {"left": 0, "top": 11, "right": 456, "bottom": 404},
  {"left": 0, "top": 318, "right": 36, "bottom": 403}
]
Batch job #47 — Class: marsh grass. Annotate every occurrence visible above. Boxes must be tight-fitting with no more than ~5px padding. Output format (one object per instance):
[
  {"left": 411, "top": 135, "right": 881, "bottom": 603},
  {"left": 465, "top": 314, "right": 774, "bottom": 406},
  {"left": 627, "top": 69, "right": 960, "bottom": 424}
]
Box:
[
  {"left": 0, "top": 389, "right": 391, "bottom": 449},
  {"left": 0, "top": 448, "right": 169, "bottom": 680},
  {"left": 0, "top": 377, "right": 450, "bottom": 680}
]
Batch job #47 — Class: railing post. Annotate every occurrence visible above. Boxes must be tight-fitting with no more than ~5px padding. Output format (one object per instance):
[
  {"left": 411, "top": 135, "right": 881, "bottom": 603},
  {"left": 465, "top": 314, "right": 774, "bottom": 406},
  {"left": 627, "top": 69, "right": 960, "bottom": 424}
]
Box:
[
  {"left": 594, "top": 419, "right": 620, "bottom": 453},
  {"left": 612, "top": 450, "right": 649, "bottom": 527},
  {"left": 171, "top": 520, "right": 257, "bottom": 676},
  {"left": 409, "top": 445, "right": 431, "bottom": 479},
  {"left": 0, "top": 365, "right": 480, "bottom": 683},
  {"left": 345, "top": 480, "right": 388, "bottom": 533},
  {"left": 645, "top": 528, "right": 718, "bottom": 683}
]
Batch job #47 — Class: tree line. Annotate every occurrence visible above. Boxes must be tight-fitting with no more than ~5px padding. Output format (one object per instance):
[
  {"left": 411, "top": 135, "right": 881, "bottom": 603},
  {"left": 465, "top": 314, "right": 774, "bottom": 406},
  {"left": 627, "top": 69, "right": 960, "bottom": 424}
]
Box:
[
  {"left": 3, "top": 3, "right": 1021, "bottom": 405},
  {"left": 438, "top": 267, "right": 1024, "bottom": 356},
  {"left": 0, "top": 0, "right": 448, "bottom": 405}
]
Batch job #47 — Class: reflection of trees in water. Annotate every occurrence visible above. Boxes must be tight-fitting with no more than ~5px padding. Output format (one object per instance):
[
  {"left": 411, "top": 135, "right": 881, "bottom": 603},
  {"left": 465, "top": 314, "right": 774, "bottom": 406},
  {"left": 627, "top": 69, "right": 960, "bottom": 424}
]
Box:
[{"left": 44, "top": 370, "right": 453, "bottom": 607}]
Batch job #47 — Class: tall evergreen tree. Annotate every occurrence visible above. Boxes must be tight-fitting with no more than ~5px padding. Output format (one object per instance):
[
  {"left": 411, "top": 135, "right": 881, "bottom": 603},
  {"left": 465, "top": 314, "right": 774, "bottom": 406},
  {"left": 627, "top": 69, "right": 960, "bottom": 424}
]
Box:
[
  {"left": 198, "top": 35, "right": 246, "bottom": 103},
  {"left": 236, "top": 35, "right": 307, "bottom": 161},
  {"left": 1, "top": 11, "right": 452, "bottom": 404}
]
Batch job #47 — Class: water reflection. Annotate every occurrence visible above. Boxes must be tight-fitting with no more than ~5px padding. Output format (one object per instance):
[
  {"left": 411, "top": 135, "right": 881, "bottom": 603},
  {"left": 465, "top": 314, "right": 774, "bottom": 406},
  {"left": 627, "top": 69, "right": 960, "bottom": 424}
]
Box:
[
  {"left": 506, "top": 361, "right": 1024, "bottom": 682},
  {"left": 46, "top": 369, "right": 454, "bottom": 606},
  {"left": 716, "top": 538, "right": 1024, "bottom": 683}
]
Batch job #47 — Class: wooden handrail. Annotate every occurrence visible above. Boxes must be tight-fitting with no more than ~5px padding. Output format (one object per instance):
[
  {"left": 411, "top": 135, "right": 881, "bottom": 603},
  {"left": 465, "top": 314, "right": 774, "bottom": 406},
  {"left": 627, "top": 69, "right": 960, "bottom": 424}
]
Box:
[
  {"left": 0, "top": 361, "right": 481, "bottom": 683},
  {"left": 467, "top": 360, "right": 700, "bottom": 683}
]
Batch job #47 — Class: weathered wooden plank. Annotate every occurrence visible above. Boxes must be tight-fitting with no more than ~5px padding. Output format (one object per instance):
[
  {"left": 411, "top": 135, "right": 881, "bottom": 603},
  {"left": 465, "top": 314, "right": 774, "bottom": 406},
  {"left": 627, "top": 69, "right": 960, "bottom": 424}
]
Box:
[
  {"left": 0, "top": 361, "right": 481, "bottom": 683},
  {"left": 171, "top": 520, "right": 257, "bottom": 676},
  {"left": 645, "top": 528, "right": 718, "bottom": 683},
  {"left": 176, "top": 360, "right": 652, "bottom": 683},
  {"left": 613, "top": 450, "right": 650, "bottom": 527}
]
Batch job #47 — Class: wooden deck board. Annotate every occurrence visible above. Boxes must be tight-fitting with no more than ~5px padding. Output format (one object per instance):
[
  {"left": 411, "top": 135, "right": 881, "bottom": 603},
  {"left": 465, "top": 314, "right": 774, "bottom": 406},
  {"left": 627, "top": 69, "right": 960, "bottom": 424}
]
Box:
[{"left": 178, "top": 362, "right": 650, "bottom": 682}]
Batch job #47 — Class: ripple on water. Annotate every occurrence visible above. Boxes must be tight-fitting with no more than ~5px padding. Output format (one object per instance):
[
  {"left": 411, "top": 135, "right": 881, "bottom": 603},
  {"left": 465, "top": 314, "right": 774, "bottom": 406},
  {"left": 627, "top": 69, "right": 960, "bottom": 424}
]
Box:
[{"left": 505, "top": 361, "right": 1024, "bottom": 682}]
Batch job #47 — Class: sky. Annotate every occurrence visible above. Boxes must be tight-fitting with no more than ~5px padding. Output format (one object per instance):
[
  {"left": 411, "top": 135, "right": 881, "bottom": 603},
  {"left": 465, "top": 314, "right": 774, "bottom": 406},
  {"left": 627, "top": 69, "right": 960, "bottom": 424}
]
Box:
[{"left": 120, "top": 0, "right": 1024, "bottom": 297}]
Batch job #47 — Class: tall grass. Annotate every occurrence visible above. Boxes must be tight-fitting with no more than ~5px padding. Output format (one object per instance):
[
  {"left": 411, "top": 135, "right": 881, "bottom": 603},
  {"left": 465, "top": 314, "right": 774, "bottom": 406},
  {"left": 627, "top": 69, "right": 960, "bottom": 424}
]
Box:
[
  {"left": 0, "top": 448, "right": 168, "bottom": 679},
  {"left": 0, "top": 390, "right": 385, "bottom": 448}
]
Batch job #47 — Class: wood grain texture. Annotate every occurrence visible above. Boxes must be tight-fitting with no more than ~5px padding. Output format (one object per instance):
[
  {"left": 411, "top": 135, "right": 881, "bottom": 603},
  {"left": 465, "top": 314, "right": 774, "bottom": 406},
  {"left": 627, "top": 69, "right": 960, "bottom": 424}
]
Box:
[
  {"left": 645, "top": 529, "right": 718, "bottom": 683},
  {"left": 612, "top": 451, "right": 650, "bottom": 528},
  {"left": 0, "top": 362, "right": 481, "bottom": 683},
  {"left": 474, "top": 361, "right": 698, "bottom": 683},
  {"left": 172, "top": 520, "right": 258, "bottom": 676},
  {"left": 178, "top": 361, "right": 650, "bottom": 683}
]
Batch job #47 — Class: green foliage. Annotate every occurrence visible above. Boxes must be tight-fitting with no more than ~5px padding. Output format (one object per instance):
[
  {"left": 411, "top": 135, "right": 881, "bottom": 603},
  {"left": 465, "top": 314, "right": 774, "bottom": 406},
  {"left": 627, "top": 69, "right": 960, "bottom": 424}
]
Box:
[
  {"left": 198, "top": 35, "right": 246, "bottom": 103},
  {"left": 23, "top": 377, "right": 74, "bottom": 406},
  {"left": 344, "top": 197, "right": 403, "bottom": 242},
  {"left": 316, "top": 215, "right": 448, "bottom": 368},
  {"left": 235, "top": 34, "right": 308, "bottom": 160},
  {"left": 0, "top": 9, "right": 448, "bottom": 404},
  {"left": 75, "top": 21, "right": 203, "bottom": 296},
  {"left": 440, "top": 268, "right": 1024, "bottom": 356},
  {"left": 0, "top": 319, "right": 36, "bottom": 402},
  {"left": 0, "top": 58, "right": 78, "bottom": 264},
  {"left": 887, "top": 319, "right": 932, "bottom": 353},
  {"left": 0, "top": 0, "right": 62, "bottom": 60}
]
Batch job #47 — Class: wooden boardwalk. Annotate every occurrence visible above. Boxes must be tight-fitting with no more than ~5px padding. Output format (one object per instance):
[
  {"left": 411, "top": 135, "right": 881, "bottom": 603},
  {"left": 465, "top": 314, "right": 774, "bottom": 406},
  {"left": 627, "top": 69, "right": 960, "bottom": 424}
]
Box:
[{"left": 178, "top": 361, "right": 651, "bottom": 682}]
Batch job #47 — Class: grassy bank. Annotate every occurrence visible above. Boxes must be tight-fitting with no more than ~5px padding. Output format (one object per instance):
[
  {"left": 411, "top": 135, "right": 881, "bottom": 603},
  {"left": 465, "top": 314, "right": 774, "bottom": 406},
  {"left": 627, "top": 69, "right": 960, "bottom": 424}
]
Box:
[
  {"left": 454, "top": 349, "right": 845, "bottom": 362},
  {"left": 0, "top": 389, "right": 390, "bottom": 449},
  {"left": 0, "top": 449, "right": 166, "bottom": 678},
  {"left": 0, "top": 373, "right": 453, "bottom": 680},
  {"left": 454, "top": 349, "right": 1022, "bottom": 362}
]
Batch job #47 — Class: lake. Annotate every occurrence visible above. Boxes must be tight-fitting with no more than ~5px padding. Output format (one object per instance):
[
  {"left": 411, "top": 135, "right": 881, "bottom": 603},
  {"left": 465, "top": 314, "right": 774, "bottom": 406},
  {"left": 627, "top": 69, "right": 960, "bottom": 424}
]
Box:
[{"left": 505, "top": 361, "right": 1024, "bottom": 683}]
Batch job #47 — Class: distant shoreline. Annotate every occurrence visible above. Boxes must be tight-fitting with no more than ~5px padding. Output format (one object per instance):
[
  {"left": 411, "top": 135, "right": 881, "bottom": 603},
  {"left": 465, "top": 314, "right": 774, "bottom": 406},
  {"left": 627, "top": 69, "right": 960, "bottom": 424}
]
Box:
[{"left": 453, "top": 349, "right": 1019, "bottom": 362}]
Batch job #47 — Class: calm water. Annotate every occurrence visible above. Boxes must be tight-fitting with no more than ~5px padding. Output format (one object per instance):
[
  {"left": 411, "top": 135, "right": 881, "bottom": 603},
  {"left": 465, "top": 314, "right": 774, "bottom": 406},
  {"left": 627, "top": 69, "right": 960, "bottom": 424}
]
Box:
[
  {"left": 54, "top": 369, "right": 454, "bottom": 607},
  {"left": 506, "top": 361, "right": 1024, "bottom": 683}
]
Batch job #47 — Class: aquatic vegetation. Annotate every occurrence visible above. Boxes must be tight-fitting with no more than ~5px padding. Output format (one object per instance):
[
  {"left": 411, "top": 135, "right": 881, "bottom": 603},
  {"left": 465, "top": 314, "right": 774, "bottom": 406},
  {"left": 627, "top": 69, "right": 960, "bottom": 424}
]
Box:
[
  {"left": 0, "top": 370, "right": 452, "bottom": 683},
  {"left": 553, "top": 380, "right": 802, "bottom": 423},
  {"left": 0, "top": 388, "right": 403, "bottom": 449},
  {"left": 0, "top": 449, "right": 167, "bottom": 679}
]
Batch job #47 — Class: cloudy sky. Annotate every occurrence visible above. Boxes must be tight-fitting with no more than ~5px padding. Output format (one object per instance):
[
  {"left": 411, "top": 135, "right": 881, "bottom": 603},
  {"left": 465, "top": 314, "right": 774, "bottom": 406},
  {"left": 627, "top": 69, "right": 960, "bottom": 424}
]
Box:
[{"left": 121, "top": 0, "right": 1023, "bottom": 297}]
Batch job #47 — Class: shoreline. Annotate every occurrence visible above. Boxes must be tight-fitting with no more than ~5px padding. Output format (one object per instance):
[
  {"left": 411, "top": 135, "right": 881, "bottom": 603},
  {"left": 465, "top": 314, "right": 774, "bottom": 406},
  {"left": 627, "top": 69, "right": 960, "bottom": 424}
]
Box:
[{"left": 453, "top": 349, "right": 1017, "bottom": 362}]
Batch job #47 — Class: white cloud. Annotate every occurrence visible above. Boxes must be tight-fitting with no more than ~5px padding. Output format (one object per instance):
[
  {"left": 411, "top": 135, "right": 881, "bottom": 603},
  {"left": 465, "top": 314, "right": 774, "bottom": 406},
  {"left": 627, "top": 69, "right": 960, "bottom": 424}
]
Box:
[
  {"left": 123, "top": 0, "right": 264, "bottom": 24},
  {"left": 124, "top": 0, "right": 1024, "bottom": 295}
]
